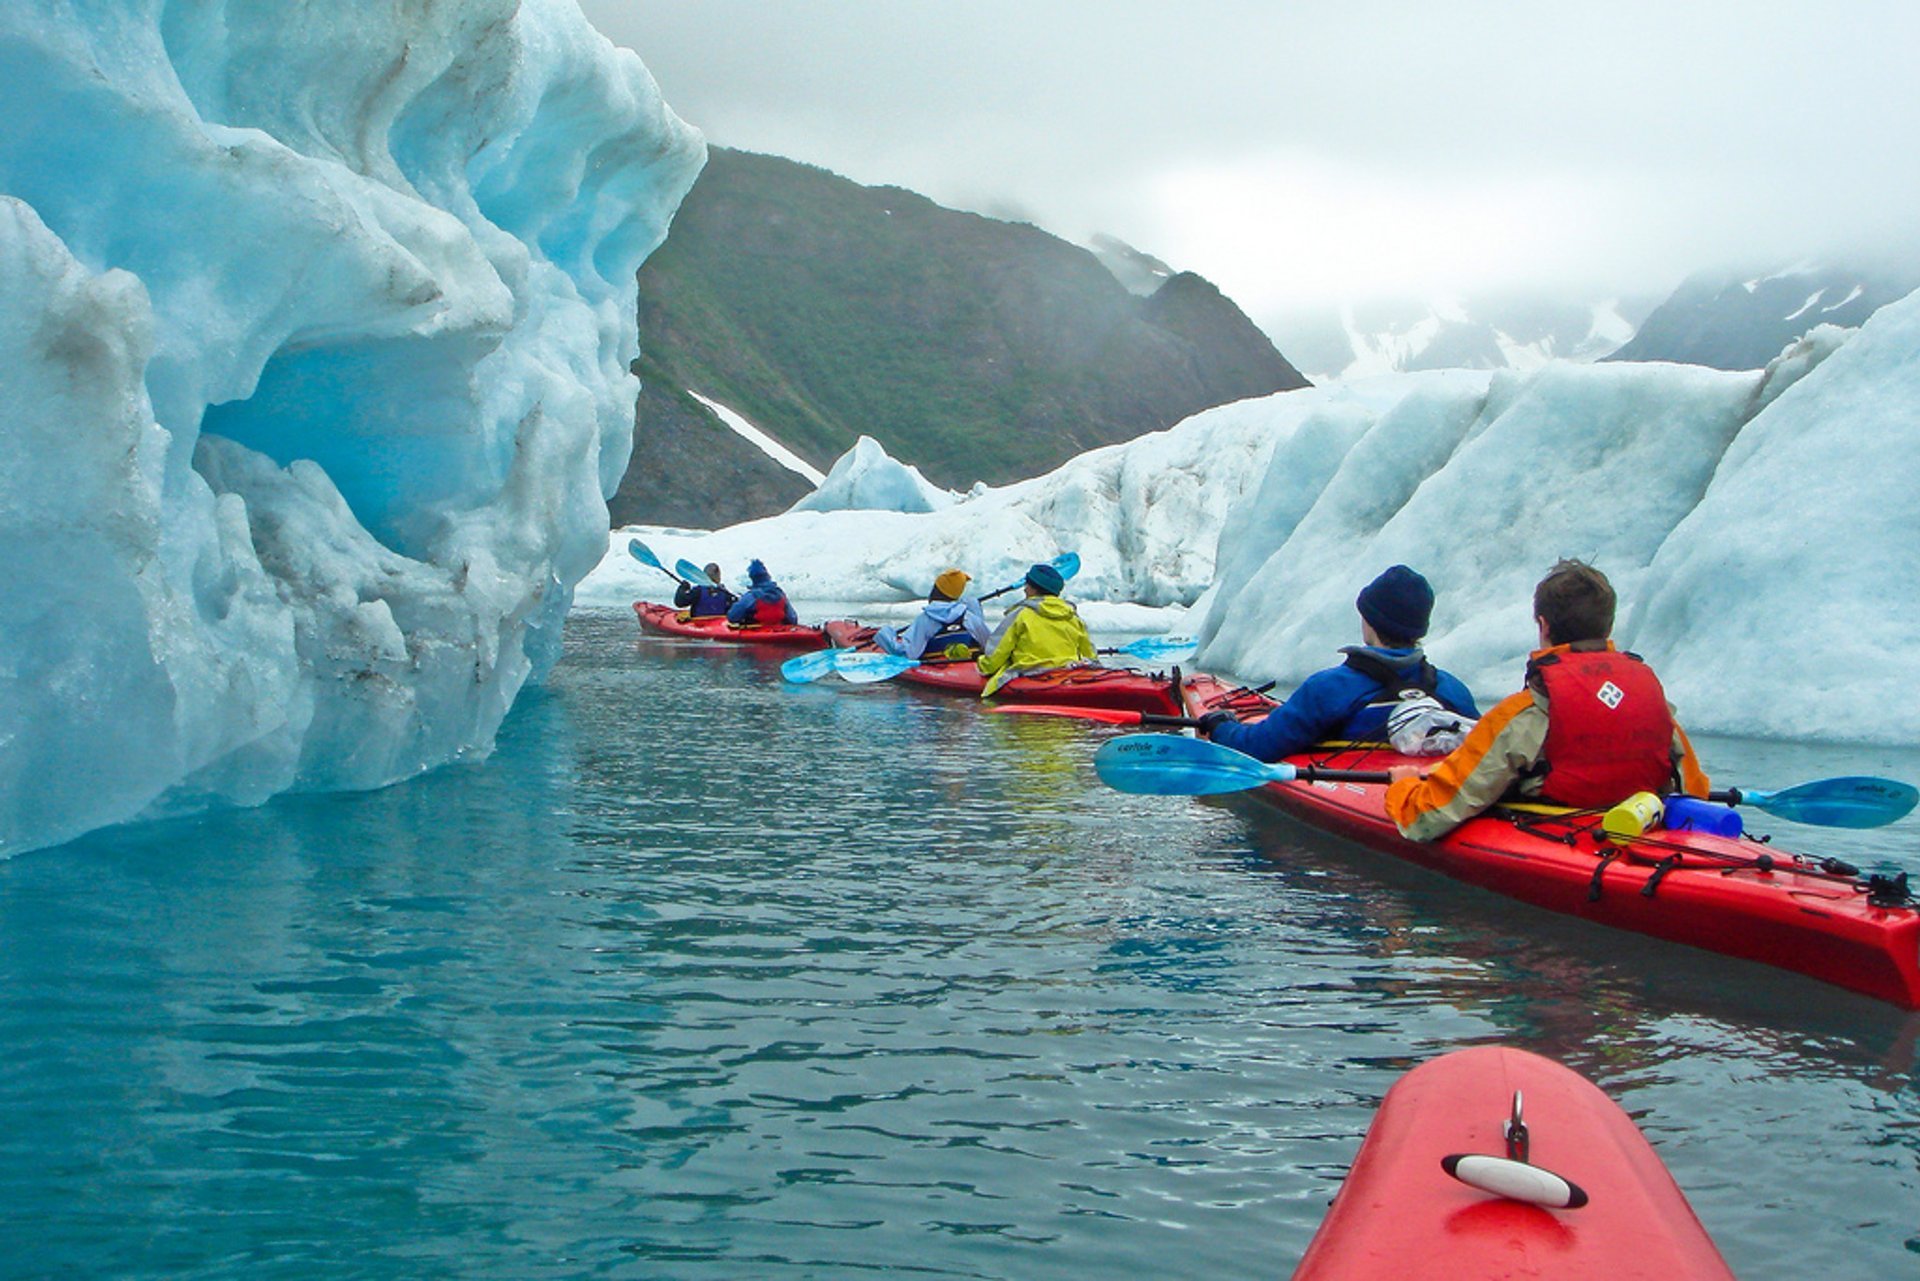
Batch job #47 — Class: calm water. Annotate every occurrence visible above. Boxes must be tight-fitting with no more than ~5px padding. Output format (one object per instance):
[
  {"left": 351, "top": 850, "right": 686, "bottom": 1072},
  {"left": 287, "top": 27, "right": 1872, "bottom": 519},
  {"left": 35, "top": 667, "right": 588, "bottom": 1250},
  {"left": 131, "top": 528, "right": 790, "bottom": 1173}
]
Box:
[{"left": 3, "top": 609, "right": 1918, "bottom": 1279}]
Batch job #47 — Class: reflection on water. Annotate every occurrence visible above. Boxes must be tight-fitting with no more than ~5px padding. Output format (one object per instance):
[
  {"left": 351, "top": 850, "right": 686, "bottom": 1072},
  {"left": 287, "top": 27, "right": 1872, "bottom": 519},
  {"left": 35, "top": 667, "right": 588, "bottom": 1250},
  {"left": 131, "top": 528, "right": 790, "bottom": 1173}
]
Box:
[{"left": 0, "top": 608, "right": 1915, "bottom": 1279}]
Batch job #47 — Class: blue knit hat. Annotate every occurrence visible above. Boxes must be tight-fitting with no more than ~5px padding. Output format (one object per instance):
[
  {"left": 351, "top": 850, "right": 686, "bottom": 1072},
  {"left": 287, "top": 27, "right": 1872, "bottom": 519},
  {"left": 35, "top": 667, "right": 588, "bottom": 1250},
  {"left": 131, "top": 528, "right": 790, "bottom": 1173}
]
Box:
[
  {"left": 1356, "top": 565, "right": 1433, "bottom": 642},
  {"left": 1026, "top": 563, "right": 1065, "bottom": 595},
  {"left": 747, "top": 558, "right": 771, "bottom": 585}
]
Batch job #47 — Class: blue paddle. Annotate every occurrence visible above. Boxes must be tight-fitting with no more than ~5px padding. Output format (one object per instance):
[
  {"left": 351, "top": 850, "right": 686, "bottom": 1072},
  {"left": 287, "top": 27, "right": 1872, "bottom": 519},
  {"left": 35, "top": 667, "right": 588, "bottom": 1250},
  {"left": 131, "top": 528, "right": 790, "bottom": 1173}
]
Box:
[
  {"left": 1099, "top": 636, "right": 1197, "bottom": 662},
  {"left": 781, "top": 649, "right": 841, "bottom": 684},
  {"left": 979, "top": 552, "right": 1082, "bottom": 602},
  {"left": 1090, "top": 729, "right": 1917, "bottom": 828},
  {"left": 833, "top": 651, "right": 922, "bottom": 684},
  {"left": 1093, "top": 733, "right": 1389, "bottom": 795},
  {"left": 627, "top": 539, "right": 686, "bottom": 584},
  {"left": 1712, "top": 778, "right": 1918, "bottom": 829},
  {"left": 674, "top": 557, "right": 712, "bottom": 584}
]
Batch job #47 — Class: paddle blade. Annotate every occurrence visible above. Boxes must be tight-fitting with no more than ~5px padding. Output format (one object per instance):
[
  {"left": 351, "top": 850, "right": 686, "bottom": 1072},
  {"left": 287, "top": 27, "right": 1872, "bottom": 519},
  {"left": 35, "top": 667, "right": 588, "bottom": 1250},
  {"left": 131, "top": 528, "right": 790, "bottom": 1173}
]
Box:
[
  {"left": 1051, "top": 551, "right": 1082, "bottom": 581},
  {"left": 780, "top": 650, "right": 840, "bottom": 684},
  {"left": 674, "top": 558, "right": 708, "bottom": 584},
  {"left": 833, "top": 652, "right": 919, "bottom": 684},
  {"left": 1113, "top": 636, "right": 1197, "bottom": 661},
  {"left": 627, "top": 539, "right": 665, "bottom": 571},
  {"left": 1738, "top": 776, "right": 1919, "bottom": 828},
  {"left": 988, "top": 705, "right": 1146, "bottom": 726},
  {"left": 1093, "top": 734, "right": 1296, "bottom": 796}
]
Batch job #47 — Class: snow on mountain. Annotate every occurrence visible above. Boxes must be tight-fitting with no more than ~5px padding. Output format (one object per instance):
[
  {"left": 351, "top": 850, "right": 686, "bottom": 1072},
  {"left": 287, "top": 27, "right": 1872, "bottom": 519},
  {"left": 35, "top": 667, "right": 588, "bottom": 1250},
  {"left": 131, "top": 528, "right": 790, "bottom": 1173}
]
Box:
[
  {"left": 691, "top": 390, "right": 825, "bottom": 484},
  {"left": 789, "top": 436, "right": 955, "bottom": 515},
  {"left": 1268, "top": 293, "right": 1660, "bottom": 382},
  {"left": 584, "top": 299, "right": 1919, "bottom": 744},
  {"left": 1606, "top": 264, "right": 1918, "bottom": 369},
  {"left": 0, "top": 1, "right": 702, "bottom": 856},
  {"left": 1086, "top": 233, "right": 1177, "bottom": 297}
]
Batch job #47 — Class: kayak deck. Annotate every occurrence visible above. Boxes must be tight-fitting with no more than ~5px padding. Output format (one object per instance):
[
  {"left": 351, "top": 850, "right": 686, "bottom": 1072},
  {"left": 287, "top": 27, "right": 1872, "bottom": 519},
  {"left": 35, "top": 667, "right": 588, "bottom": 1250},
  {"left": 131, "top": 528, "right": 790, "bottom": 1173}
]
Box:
[
  {"left": 1294, "top": 1046, "right": 1733, "bottom": 1279},
  {"left": 1181, "top": 674, "right": 1920, "bottom": 1009},
  {"left": 904, "top": 660, "right": 1183, "bottom": 714},
  {"left": 632, "top": 602, "right": 829, "bottom": 650}
]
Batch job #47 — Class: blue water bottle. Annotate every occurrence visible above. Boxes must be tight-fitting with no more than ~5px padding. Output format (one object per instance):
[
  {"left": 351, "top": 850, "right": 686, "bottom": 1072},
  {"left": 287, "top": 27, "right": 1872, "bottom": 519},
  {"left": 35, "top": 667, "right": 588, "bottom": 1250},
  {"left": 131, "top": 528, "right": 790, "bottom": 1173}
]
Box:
[{"left": 1663, "top": 795, "right": 1743, "bottom": 837}]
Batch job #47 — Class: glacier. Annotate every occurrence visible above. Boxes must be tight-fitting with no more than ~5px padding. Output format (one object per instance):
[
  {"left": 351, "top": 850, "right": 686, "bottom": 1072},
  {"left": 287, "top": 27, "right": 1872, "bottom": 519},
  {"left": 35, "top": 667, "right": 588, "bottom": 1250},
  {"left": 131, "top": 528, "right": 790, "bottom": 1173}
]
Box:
[
  {"left": 587, "top": 297, "right": 1919, "bottom": 745},
  {"left": 0, "top": 1, "right": 703, "bottom": 856},
  {"left": 789, "top": 435, "right": 957, "bottom": 515}
]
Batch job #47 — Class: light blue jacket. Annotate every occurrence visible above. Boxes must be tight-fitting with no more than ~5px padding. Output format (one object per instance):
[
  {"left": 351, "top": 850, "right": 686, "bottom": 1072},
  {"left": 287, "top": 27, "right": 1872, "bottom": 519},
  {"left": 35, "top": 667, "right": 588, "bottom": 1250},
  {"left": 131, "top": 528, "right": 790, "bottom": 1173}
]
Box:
[{"left": 875, "top": 598, "right": 989, "bottom": 659}]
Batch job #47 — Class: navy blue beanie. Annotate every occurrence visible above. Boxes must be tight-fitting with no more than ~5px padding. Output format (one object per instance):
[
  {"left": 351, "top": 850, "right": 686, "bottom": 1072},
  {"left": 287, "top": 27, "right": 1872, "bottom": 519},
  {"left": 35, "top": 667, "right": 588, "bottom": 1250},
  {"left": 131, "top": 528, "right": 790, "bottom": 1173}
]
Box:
[
  {"left": 1356, "top": 565, "right": 1433, "bottom": 642},
  {"left": 747, "top": 558, "right": 770, "bottom": 584},
  {"left": 1026, "top": 563, "right": 1065, "bottom": 595}
]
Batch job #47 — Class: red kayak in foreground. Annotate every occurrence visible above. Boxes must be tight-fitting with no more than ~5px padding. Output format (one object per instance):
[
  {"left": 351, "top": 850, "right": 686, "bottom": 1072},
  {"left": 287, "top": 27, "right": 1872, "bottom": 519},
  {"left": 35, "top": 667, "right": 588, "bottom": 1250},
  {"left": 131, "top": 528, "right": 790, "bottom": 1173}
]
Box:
[
  {"left": 1294, "top": 1046, "right": 1733, "bottom": 1279},
  {"left": 632, "top": 602, "right": 829, "bottom": 650},
  {"left": 1180, "top": 674, "right": 1920, "bottom": 1008}
]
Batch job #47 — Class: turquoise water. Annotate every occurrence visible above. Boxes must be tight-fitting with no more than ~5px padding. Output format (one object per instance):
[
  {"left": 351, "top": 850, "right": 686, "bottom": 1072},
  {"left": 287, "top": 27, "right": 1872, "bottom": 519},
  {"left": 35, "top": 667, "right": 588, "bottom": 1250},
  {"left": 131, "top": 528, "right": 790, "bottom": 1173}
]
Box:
[{"left": 4, "top": 608, "right": 1918, "bottom": 1279}]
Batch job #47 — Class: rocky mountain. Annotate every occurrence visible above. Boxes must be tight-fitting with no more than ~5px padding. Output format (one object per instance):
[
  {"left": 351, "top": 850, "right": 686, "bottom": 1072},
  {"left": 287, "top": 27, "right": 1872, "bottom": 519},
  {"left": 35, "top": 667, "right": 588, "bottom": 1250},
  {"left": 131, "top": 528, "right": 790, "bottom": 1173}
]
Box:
[
  {"left": 610, "top": 148, "right": 1307, "bottom": 530},
  {"left": 1602, "top": 265, "right": 1918, "bottom": 369}
]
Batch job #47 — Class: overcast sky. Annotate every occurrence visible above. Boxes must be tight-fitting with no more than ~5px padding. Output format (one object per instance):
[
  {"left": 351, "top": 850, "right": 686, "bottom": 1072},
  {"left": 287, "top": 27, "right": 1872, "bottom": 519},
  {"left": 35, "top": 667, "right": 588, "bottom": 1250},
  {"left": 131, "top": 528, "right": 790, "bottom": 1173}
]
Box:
[{"left": 581, "top": 1, "right": 1920, "bottom": 320}]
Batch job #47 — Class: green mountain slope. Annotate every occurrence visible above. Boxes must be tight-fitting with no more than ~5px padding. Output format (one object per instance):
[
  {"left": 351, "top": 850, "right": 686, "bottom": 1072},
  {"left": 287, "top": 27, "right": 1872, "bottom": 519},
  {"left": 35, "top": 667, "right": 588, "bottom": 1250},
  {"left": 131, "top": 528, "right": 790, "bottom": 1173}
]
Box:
[{"left": 610, "top": 148, "right": 1307, "bottom": 529}]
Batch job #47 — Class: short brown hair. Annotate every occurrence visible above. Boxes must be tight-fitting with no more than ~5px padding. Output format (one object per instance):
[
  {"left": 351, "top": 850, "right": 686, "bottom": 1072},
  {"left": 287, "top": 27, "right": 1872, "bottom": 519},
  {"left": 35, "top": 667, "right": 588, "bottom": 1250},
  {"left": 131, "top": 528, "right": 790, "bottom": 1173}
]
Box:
[{"left": 1533, "top": 559, "right": 1615, "bottom": 645}]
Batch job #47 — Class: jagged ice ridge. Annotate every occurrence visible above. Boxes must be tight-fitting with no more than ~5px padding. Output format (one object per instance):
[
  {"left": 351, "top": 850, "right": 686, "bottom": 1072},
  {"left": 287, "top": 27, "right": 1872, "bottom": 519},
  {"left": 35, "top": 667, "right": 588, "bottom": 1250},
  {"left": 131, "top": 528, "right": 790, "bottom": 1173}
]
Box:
[{"left": 0, "top": 0, "right": 703, "bottom": 856}]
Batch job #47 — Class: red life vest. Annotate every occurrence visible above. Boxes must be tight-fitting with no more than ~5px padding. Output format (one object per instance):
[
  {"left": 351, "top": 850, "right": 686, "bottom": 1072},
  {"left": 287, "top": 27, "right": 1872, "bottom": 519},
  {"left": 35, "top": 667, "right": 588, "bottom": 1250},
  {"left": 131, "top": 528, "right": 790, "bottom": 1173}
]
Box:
[
  {"left": 1527, "top": 646, "right": 1676, "bottom": 808},
  {"left": 749, "top": 594, "right": 789, "bottom": 626}
]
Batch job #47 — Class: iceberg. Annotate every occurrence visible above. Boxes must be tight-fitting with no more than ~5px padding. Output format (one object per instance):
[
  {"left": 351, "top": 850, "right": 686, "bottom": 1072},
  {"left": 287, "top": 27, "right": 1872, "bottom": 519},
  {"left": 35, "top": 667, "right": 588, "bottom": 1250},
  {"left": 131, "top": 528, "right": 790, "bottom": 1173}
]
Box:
[
  {"left": 789, "top": 435, "right": 957, "bottom": 515},
  {"left": 0, "top": 1, "right": 702, "bottom": 856},
  {"left": 587, "top": 302, "right": 1920, "bottom": 744}
]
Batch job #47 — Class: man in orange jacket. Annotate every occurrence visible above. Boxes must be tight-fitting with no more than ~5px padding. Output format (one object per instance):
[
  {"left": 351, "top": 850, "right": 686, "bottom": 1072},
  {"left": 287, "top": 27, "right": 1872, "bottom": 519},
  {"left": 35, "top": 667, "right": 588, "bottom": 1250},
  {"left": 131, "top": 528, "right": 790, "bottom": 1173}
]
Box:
[{"left": 1385, "top": 559, "right": 1709, "bottom": 842}]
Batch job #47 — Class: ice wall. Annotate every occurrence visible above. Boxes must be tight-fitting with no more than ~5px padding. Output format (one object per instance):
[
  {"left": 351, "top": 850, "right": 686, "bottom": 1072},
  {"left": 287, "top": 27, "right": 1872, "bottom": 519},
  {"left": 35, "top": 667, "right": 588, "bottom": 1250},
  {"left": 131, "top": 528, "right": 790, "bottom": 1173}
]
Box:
[
  {"left": 586, "top": 308, "right": 1920, "bottom": 743},
  {"left": 1195, "top": 314, "right": 1919, "bottom": 743},
  {"left": 0, "top": 1, "right": 703, "bottom": 855}
]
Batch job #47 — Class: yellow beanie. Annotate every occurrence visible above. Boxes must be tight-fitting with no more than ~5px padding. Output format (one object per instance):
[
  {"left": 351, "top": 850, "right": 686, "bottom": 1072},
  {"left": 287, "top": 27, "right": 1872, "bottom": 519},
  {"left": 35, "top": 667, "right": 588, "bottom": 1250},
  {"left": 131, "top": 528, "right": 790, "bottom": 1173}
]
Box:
[{"left": 933, "top": 569, "right": 971, "bottom": 600}]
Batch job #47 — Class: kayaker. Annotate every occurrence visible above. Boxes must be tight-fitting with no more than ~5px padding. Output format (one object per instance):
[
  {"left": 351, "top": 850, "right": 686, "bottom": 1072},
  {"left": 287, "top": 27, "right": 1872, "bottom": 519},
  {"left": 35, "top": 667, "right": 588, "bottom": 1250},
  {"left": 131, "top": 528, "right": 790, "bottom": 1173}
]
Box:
[
  {"left": 1384, "top": 558, "right": 1710, "bottom": 841},
  {"left": 674, "top": 562, "right": 736, "bottom": 618},
  {"left": 975, "top": 562, "right": 1097, "bottom": 694},
  {"left": 725, "top": 559, "right": 800, "bottom": 627},
  {"left": 1195, "top": 565, "right": 1479, "bottom": 761},
  {"left": 876, "top": 569, "right": 990, "bottom": 661}
]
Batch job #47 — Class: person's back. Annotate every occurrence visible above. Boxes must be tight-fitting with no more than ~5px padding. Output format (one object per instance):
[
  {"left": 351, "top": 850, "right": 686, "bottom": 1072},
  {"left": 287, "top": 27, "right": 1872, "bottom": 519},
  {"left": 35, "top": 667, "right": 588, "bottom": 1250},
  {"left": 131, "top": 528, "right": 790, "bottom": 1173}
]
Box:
[
  {"left": 675, "top": 563, "right": 736, "bottom": 618},
  {"left": 1202, "top": 566, "right": 1478, "bottom": 763},
  {"left": 726, "top": 558, "right": 799, "bottom": 627},
  {"left": 877, "top": 570, "right": 989, "bottom": 660},
  {"left": 1386, "top": 559, "right": 1709, "bottom": 842},
  {"left": 976, "top": 563, "right": 1095, "bottom": 693}
]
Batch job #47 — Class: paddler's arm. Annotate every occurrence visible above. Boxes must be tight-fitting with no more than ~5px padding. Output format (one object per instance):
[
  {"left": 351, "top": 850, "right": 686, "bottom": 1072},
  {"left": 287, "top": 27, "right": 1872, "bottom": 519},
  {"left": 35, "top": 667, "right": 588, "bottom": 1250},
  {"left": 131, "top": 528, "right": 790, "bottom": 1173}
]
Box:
[
  {"left": 976, "top": 616, "right": 1021, "bottom": 678},
  {"left": 1385, "top": 690, "right": 1546, "bottom": 842},
  {"left": 1073, "top": 616, "right": 1097, "bottom": 662},
  {"left": 1207, "top": 669, "right": 1350, "bottom": 764}
]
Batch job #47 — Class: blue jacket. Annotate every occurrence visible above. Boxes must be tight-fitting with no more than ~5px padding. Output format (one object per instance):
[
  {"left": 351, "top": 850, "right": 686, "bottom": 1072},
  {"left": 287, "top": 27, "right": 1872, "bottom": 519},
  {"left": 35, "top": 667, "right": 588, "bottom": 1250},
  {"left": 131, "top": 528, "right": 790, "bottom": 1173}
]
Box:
[
  {"left": 675, "top": 580, "right": 735, "bottom": 617},
  {"left": 1211, "top": 646, "right": 1479, "bottom": 763},
  {"left": 726, "top": 577, "right": 798, "bottom": 626},
  {"left": 876, "top": 598, "right": 989, "bottom": 659}
]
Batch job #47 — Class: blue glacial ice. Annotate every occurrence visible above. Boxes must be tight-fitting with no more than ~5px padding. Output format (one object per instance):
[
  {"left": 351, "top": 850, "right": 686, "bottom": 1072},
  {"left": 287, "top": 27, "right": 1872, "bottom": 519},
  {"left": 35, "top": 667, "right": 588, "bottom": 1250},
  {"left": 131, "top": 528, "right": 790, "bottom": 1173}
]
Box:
[{"left": 0, "top": 0, "right": 702, "bottom": 855}]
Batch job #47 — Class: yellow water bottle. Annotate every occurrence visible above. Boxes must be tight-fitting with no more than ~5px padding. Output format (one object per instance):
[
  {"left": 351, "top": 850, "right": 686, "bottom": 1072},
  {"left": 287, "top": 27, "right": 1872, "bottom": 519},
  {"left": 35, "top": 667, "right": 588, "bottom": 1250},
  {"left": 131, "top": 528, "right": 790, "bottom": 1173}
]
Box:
[{"left": 1601, "top": 791, "right": 1664, "bottom": 841}]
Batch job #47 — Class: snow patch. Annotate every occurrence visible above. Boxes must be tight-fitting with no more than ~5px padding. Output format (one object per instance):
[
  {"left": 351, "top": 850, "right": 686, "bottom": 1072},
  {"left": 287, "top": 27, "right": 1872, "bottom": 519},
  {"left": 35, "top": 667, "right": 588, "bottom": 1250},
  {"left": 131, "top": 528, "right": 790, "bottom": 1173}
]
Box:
[{"left": 690, "top": 390, "right": 825, "bottom": 484}]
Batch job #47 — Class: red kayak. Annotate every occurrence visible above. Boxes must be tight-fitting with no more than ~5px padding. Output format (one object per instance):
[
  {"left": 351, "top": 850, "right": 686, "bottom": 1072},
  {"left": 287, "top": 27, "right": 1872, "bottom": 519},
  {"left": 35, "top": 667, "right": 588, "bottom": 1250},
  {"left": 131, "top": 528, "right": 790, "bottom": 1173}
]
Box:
[
  {"left": 632, "top": 602, "right": 829, "bottom": 650},
  {"left": 1181, "top": 674, "right": 1920, "bottom": 1008},
  {"left": 822, "top": 619, "right": 1183, "bottom": 714},
  {"left": 901, "top": 659, "right": 1184, "bottom": 715},
  {"left": 1294, "top": 1046, "right": 1733, "bottom": 1279}
]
